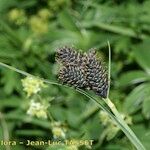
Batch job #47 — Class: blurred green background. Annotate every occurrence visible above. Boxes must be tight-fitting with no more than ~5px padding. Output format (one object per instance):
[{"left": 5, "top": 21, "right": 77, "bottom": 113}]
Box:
[{"left": 0, "top": 0, "right": 150, "bottom": 150}]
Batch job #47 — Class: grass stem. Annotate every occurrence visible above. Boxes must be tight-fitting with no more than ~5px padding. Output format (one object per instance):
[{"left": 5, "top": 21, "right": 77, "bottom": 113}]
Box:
[{"left": 0, "top": 61, "right": 145, "bottom": 150}]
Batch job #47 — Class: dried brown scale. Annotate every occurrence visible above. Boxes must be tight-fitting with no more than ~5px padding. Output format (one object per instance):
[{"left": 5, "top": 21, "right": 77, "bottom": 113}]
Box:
[{"left": 56, "top": 47, "right": 108, "bottom": 98}]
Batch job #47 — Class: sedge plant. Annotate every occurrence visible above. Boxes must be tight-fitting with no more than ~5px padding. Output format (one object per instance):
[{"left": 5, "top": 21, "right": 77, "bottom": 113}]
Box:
[{"left": 0, "top": 42, "right": 145, "bottom": 150}]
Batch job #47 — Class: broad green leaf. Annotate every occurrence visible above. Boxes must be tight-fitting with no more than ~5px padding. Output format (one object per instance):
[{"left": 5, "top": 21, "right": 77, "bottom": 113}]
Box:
[
  {"left": 118, "top": 70, "right": 150, "bottom": 87},
  {"left": 123, "top": 83, "right": 150, "bottom": 114},
  {"left": 58, "top": 10, "right": 80, "bottom": 32},
  {"left": 81, "top": 115, "right": 103, "bottom": 139},
  {"left": 1, "top": 70, "right": 20, "bottom": 95},
  {"left": 15, "top": 129, "right": 46, "bottom": 137},
  {"left": 0, "top": 97, "right": 22, "bottom": 109},
  {"left": 0, "top": 0, "right": 17, "bottom": 12},
  {"left": 142, "top": 97, "right": 150, "bottom": 119},
  {"left": 5, "top": 113, "right": 50, "bottom": 129},
  {"left": 0, "top": 49, "right": 21, "bottom": 58},
  {"left": 132, "top": 125, "right": 150, "bottom": 150},
  {"left": 133, "top": 40, "right": 150, "bottom": 74},
  {"left": 17, "top": 0, "right": 37, "bottom": 8}
]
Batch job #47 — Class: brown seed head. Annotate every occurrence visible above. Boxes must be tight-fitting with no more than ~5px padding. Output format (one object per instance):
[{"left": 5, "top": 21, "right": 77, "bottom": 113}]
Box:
[{"left": 56, "top": 47, "right": 108, "bottom": 98}]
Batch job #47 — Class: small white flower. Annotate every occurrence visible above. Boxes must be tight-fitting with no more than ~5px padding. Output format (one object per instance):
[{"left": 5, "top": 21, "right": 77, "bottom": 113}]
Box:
[
  {"left": 8, "top": 8, "right": 26, "bottom": 25},
  {"left": 99, "top": 110, "right": 111, "bottom": 126},
  {"left": 52, "top": 127, "right": 66, "bottom": 139},
  {"left": 22, "top": 76, "right": 46, "bottom": 97},
  {"left": 51, "top": 122, "right": 66, "bottom": 139},
  {"left": 27, "top": 100, "right": 47, "bottom": 119}
]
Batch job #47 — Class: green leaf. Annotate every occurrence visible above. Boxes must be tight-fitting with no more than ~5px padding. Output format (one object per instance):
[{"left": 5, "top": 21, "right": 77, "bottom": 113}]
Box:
[
  {"left": 133, "top": 40, "right": 150, "bottom": 74},
  {"left": 142, "top": 97, "right": 150, "bottom": 119},
  {"left": 5, "top": 113, "right": 51, "bottom": 129},
  {"left": 123, "top": 83, "right": 150, "bottom": 114},
  {"left": 46, "top": 145, "right": 66, "bottom": 150},
  {"left": 58, "top": 10, "right": 80, "bottom": 32},
  {"left": 132, "top": 125, "right": 150, "bottom": 150},
  {"left": 15, "top": 129, "right": 46, "bottom": 137},
  {"left": 82, "top": 21, "right": 147, "bottom": 39},
  {"left": 0, "top": 0, "right": 17, "bottom": 12},
  {"left": 0, "top": 48, "right": 21, "bottom": 58},
  {"left": 118, "top": 70, "right": 150, "bottom": 87},
  {"left": 1, "top": 70, "right": 20, "bottom": 95},
  {"left": 0, "top": 97, "right": 22, "bottom": 109}
]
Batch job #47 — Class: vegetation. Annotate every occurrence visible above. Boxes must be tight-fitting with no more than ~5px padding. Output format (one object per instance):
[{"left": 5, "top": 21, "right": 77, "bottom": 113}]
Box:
[{"left": 0, "top": 0, "right": 150, "bottom": 150}]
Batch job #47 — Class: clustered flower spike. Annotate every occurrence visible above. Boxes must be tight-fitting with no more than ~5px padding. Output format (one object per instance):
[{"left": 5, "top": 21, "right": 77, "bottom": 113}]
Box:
[
  {"left": 84, "top": 49, "right": 108, "bottom": 98},
  {"left": 51, "top": 122, "right": 67, "bottom": 139},
  {"left": 21, "top": 76, "right": 46, "bottom": 97},
  {"left": 27, "top": 100, "right": 48, "bottom": 119},
  {"left": 59, "top": 65, "right": 87, "bottom": 88},
  {"left": 56, "top": 46, "right": 108, "bottom": 98},
  {"left": 56, "top": 46, "right": 84, "bottom": 66}
]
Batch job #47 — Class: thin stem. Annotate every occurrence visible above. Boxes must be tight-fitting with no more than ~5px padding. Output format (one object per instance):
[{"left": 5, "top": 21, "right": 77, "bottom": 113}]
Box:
[
  {"left": 0, "top": 62, "right": 145, "bottom": 150},
  {"left": 47, "top": 111, "right": 55, "bottom": 123},
  {"left": 79, "top": 90, "right": 145, "bottom": 150},
  {"left": 105, "top": 97, "right": 145, "bottom": 150},
  {"left": 107, "top": 41, "right": 111, "bottom": 98},
  {"left": 0, "top": 62, "right": 63, "bottom": 87},
  {"left": 103, "top": 42, "right": 145, "bottom": 150}
]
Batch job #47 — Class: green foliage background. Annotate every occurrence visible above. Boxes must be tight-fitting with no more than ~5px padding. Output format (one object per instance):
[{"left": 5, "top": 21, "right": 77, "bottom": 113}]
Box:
[{"left": 0, "top": 0, "right": 150, "bottom": 150}]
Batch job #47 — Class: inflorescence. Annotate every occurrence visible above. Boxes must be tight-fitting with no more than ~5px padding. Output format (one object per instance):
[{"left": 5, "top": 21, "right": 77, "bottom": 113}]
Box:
[{"left": 56, "top": 46, "right": 108, "bottom": 98}]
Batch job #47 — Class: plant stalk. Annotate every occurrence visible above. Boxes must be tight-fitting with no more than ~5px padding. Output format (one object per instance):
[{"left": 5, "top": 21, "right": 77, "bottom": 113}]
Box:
[
  {"left": 105, "top": 97, "right": 145, "bottom": 150},
  {"left": 0, "top": 62, "right": 145, "bottom": 150}
]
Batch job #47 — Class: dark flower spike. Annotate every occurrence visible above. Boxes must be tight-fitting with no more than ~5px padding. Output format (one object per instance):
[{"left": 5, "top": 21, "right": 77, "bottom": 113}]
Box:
[
  {"left": 56, "top": 46, "right": 83, "bottom": 66},
  {"left": 84, "top": 49, "right": 108, "bottom": 98},
  {"left": 59, "top": 65, "right": 87, "bottom": 88},
  {"left": 56, "top": 47, "right": 108, "bottom": 98}
]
